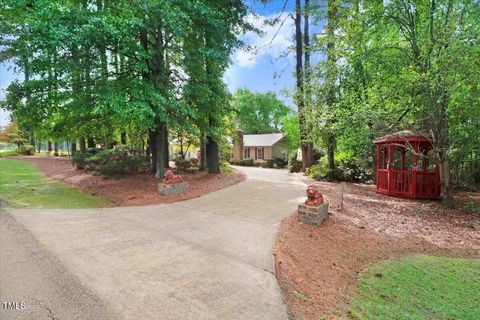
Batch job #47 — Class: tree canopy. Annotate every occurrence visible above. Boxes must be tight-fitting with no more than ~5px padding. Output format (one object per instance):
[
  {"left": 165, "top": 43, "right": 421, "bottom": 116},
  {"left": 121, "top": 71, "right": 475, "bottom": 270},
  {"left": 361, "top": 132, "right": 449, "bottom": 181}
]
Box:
[{"left": 231, "top": 88, "right": 290, "bottom": 134}]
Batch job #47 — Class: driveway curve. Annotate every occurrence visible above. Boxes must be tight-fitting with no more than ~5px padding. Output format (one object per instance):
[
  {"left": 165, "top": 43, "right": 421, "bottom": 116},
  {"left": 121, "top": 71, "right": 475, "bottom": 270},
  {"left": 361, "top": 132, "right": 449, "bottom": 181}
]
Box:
[{"left": 7, "top": 166, "right": 306, "bottom": 320}]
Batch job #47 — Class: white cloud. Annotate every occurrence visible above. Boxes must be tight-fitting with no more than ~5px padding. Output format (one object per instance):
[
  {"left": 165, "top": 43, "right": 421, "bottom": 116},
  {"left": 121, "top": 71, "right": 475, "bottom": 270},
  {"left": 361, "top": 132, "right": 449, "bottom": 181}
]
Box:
[{"left": 233, "top": 12, "right": 294, "bottom": 69}]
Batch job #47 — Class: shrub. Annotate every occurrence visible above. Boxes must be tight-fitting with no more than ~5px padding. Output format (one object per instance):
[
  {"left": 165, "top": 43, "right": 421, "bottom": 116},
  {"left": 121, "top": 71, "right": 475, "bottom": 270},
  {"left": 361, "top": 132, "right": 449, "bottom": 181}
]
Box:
[
  {"left": 220, "top": 160, "right": 233, "bottom": 174},
  {"left": 71, "top": 146, "right": 144, "bottom": 170},
  {"left": 254, "top": 159, "right": 269, "bottom": 168},
  {"left": 336, "top": 160, "right": 372, "bottom": 183},
  {"left": 86, "top": 147, "right": 102, "bottom": 157},
  {"left": 288, "top": 152, "right": 302, "bottom": 173},
  {"left": 96, "top": 156, "right": 147, "bottom": 176},
  {"left": 18, "top": 144, "right": 35, "bottom": 155},
  {"left": 239, "top": 158, "right": 254, "bottom": 166},
  {"left": 0, "top": 150, "right": 18, "bottom": 157},
  {"left": 306, "top": 157, "right": 329, "bottom": 180},
  {"left": 265, "top": 158, "right": 275, "bottom": 168},
  {"left": 71, "top": 152, "right": 87, "bottom": 169},
  {"left": 175, "top": 159, "right": 191, "bottom": 172},
  {"left": 189, "top": 158, "right": 199, "bottom": 167},
  {"left": 272, "top": 157, "right": 287, "bottom": 169}
]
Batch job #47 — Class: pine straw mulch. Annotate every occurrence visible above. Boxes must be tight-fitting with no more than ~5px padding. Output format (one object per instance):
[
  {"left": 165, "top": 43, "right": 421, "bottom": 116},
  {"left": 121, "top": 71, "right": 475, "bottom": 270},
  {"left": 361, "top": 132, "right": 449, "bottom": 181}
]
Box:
[
  {"left": 18, "top": 156, "right": 244, "bottom": 207},
  {"left": 274, "top": 175, "right": 480, "bottom": 320}
]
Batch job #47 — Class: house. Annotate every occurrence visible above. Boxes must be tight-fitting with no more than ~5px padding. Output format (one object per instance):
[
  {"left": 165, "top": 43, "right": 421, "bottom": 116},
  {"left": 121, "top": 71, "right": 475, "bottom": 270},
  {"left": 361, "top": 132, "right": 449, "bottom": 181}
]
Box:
[{"left": 232, "top": 131, "right": 285, "bottom": 162}]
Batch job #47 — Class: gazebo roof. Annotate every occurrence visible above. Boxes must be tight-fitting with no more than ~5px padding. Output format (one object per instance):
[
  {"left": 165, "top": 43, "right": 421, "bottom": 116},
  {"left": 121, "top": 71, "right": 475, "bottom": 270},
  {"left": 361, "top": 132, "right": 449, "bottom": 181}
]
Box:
[{"left": 373, "top": 130, "right": 432, "bottom": 144}]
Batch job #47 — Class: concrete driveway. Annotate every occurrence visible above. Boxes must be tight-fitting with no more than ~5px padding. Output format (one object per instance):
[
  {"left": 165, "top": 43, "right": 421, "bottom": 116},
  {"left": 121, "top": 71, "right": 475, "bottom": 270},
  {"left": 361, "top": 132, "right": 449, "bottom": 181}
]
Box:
[{"left": 5, "top": 166, "right": 306, "bottom": 320}]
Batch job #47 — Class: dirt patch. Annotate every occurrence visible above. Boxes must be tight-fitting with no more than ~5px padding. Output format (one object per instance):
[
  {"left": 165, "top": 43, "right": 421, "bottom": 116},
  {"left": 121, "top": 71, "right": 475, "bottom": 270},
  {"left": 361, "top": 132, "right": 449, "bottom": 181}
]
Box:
[
  {"left": 275, "top": 176, "right": 480, "bottom": 320},
  {"left": 19, "top": 156, "right": 245, "bottom": 207}
]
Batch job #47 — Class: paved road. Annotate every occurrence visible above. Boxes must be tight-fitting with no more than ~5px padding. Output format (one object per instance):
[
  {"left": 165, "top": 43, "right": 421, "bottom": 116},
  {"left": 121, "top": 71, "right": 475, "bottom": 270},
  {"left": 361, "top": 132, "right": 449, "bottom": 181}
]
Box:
[
  {"left": 0, "top": 209, "right": 117, "bottom": 320},
  {"left": 4, "top": 166, "right": 306, "bottom": 320}
]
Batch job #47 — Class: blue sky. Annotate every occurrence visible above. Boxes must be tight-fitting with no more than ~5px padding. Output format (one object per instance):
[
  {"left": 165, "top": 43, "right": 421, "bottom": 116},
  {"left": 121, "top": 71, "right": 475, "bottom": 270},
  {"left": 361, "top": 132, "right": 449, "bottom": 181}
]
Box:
[{"left": 0, "top": 0, "right": 318, "bottom": 126}]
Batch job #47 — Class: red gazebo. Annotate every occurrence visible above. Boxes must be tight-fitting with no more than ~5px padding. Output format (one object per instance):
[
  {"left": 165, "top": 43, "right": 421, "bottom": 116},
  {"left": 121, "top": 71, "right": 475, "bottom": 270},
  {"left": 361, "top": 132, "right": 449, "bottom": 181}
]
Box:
[{"left": 374, "top": 131, "right": 441, "bottom": 199}]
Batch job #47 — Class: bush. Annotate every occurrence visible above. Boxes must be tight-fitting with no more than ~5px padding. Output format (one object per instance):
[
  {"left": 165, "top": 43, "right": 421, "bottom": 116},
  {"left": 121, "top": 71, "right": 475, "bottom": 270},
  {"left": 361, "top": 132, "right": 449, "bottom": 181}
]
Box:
[
  {"left": 288, "top": 152, "right": 302, "bottom": 173},
  {"left": 18, "top": 144, "right": 35, "bottom": 155},
  {"left": 220, "top": 160, "right": 233, "bottom": 174},
  {"left": 306, "top": 157, "right": 329, "bottom": 180},
  {"left": 272, "top": 157, "right": 287, "bottom": 169},
  {"left": 175, "top": 159, "right": 191, "bottom": 172},
  {"left": 71, "top": 152, "right": 87, "bottom": 169},
  {"left": 337, "top": 160, "right": 372, "bottom": 183},
  {"left": 306, "top": 157, "right": 372, "bottom": 182},
  {"left": 71, "top": 146, "right": 144, "bottom": 170},
  {"left": 239, "top": 158, "right": 254, "bottom": 166},
  {"left": 254, "top": 159, "right": 269, "bottom": 168},
  {"left": 189, "top": 158, "right": 199, "bottom": 167},
  {"left": 0, "top": 150, "right": 19, "bottom": 157},
  {"left": 265, "top": 158, "right": 275, "bottom": 168},
  {"left": 96, "top": 156, "right": 147, "bottom": 177}
]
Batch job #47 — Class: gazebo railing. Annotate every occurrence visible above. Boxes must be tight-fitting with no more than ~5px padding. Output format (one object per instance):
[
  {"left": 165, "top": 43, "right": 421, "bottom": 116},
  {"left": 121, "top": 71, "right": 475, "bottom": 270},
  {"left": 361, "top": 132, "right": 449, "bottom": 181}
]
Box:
[{"left": 377, "top": 169, "right": 440, "bottom": 199}]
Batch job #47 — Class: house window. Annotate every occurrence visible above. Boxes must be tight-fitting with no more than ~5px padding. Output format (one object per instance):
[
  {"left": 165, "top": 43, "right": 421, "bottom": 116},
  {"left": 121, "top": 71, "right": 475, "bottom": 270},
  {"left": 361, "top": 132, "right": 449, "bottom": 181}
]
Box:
[
  {"left": 257, "top": 147, "right": 263, "bottom": 160},
  {"left": 244, "top": 147, "right": 250, "bottom": 159}
]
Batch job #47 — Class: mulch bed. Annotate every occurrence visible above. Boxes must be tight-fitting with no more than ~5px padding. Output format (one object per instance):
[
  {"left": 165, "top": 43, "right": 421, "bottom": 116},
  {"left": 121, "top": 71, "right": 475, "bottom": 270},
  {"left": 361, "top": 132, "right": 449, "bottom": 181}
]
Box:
[
  {"left": 18, "top": 156, "right": 245, "bottom": 207},
  {"left": 274, "top": 176, "right": 480, "bottom": 320}
]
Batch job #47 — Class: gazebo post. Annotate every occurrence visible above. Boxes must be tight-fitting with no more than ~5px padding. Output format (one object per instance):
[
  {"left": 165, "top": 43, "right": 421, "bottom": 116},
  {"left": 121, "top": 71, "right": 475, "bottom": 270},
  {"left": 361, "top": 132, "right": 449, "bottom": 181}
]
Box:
[
  {"left": 401, "top": 148, "right": 405, "bottom": 170},
  {"left": 376, "top": 144, "right": 380, "bottom": 190},
  {"left": 387, "top": 144, "right": 392, "bottom": 193}
]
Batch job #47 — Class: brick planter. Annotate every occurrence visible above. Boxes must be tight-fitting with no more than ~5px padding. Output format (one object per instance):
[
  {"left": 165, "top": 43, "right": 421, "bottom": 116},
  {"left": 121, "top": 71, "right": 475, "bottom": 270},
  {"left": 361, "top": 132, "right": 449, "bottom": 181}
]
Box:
[
  {"left": 158, "top": 182, "right": 189, "bottom": 195},
  {"left": 298, "top": 203, "right": 329, "bottom": 226}
]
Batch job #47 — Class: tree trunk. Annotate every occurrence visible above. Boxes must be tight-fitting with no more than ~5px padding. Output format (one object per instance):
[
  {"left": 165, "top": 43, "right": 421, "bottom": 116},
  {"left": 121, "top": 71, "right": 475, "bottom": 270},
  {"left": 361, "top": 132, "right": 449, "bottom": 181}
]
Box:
[
  {"left": 149, "top": 130, "right": 157, "bottom": 173},
  {"left": 120, "top": 132, "right": 127, "bottom": 145},
  {"left": 199, "top": 131, "right": 207, "bottom": 172},
  {"left": 164, "top": 127, "right": 170, "bottom": 168},
  {"left": 87, "top": 137, "right": 95, "bottom": 148},
  {"left": 180, "top": 138, "right": 185, "bottom": 160},
  {"left": 206, "top": 136, "right": 220, "bottom": 174},
  {"left": 79, "top": 137, "right": 86, "bottom": 154},
  {"left": 155, "top": 122, "right": 166, "bottom": 179},
  {"left": 71, "top": 142, "right": 77, "bottom": 154},
  {"left": 325, "top": 0, "right": 338, "bottom": 173},
  {"left": 29, "top": 130, "right": 35, "bottom": 147},
  {"left": 327, "top": 137, "right": 335, "bottom": 172},
  {"left": 54, "top": 142, "right": 59, "bottom": 155},
  {"left": 303, "top": 0, "right": 314, "bottom": 170},
  {"left": 48, "top": 141, "right": 52, "bottom": 153}
]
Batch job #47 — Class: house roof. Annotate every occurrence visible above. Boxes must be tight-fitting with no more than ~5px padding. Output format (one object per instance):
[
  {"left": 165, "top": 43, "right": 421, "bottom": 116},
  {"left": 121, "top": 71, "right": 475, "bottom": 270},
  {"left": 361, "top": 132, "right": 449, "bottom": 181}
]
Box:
[{"left": 244, "top": 133, "right": 284, "bottom": 147}]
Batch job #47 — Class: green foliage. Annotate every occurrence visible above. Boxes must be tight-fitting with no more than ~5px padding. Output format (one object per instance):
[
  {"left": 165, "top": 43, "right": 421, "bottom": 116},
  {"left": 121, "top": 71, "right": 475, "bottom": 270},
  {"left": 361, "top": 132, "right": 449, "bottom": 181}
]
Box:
[
  {"left": 18, "top": 144, "right": 35, "bottom": 155},
  {"left": 189, "top": 158, "right": 199, "bottom": 167},
  {"left": 306, "top": 158, "right": 329, "bottom": 180},
  {"left": 174, "top": 159, "right": 192, "bottom": 173},
  {"left": 0, "top": 0, "right": 250, "bottom": 178},
  {"left": 71, "top": 146, "right": 144, "bottom": 171},
  {"left": 220, "top": 160, "right": 233, "bottom": 174},
  {"left": 71, "top": 152, "right": 87, "bottom": 170},
  {"left": 253, "top": 159, "right": 268, "bottom": 168},
  {"left": 281, "top": 114, "right": 301, "bottom": 155},
  {"left": 265, "top": 158, "right": 275, "bottom": 168},
  {"left": 288, "top": 153, "right": 302, "bottom": 173},
  {"left": 95, "top": 156, "right": 147, "bottom": 177},
  {"left": 0, "top": 150, "right": 19, "bottom": 157},
  {"left": 232, "top": 88, "right": 290, "bottom": 134},
  {"left": 239, "top": 158, "right": 254, "bottom": 166},
  {"left": 349, "top": 255, "right": 480, "bottom": 320},
  {"left": 0, "top": 159, "right": 104, "bottom": 208}
]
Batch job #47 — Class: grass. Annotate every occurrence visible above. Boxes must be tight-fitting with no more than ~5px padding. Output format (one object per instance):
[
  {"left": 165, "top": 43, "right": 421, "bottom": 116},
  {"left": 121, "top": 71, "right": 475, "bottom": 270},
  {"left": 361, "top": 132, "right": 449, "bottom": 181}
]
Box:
[
  {"left": 0, "top": 158, "right": 104, "bottom": 208},
  {"left": 348, "top": 255, "right": 480, "bottom": 320}
]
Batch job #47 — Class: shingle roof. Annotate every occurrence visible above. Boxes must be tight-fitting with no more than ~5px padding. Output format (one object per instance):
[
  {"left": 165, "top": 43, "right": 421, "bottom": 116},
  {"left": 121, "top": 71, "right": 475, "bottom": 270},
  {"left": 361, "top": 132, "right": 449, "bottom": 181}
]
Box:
[{"left": 243, "top": 133, "right": 284, "bottom": 147}]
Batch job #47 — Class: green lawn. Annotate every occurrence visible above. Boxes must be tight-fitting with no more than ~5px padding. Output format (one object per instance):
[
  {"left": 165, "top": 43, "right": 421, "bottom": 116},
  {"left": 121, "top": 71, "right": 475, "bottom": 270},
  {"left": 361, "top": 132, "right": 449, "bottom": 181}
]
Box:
[
  {"left": 0, "top": 158, "right": 104, "bottom": 208},
  {"left": 349, "top": 255, "right": 480, "bottom": 320}
]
